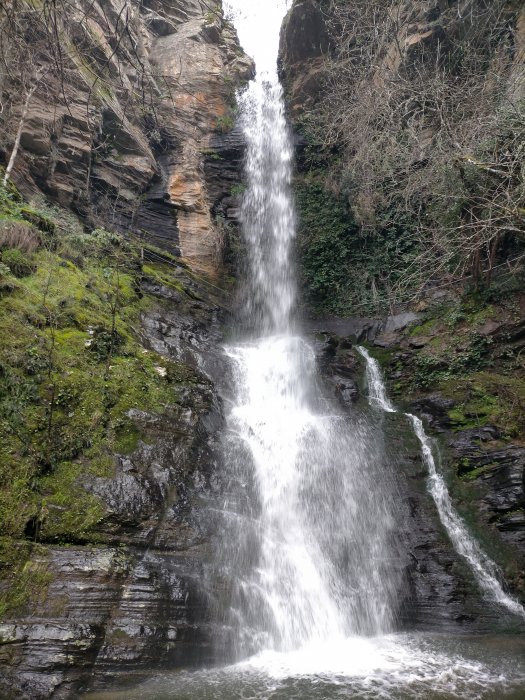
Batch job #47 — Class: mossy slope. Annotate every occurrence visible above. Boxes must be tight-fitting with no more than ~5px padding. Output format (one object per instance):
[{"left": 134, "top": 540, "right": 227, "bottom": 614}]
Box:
[{"left": 0, "top": 185, "right": 208, "bottom": 618}]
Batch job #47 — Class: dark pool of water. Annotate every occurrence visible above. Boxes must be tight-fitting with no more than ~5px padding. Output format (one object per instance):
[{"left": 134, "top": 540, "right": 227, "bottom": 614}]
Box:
[{"left": 84, "top": 632, "right": 525, "bottom": 700}]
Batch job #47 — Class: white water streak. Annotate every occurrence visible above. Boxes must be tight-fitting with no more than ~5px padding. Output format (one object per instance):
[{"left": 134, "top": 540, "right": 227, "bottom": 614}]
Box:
[
  {"left": 357, "top": 345, "right": 525, "bottom": 621},
  {"left": 217, "top": 0, "right": 400, "bottom": 653}
]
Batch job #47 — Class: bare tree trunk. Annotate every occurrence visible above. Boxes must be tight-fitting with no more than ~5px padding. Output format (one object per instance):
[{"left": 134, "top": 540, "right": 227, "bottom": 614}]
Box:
[{"left": 2, "top": 78, "right": 38, "bottom": 187}]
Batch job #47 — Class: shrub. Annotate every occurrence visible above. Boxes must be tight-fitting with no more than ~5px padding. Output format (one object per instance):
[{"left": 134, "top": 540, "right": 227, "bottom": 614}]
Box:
[
  {"left": 1, "top": 248, "right": 36, "bottom": 278},
  {"left": 0, "top": 262, "right": 17, "bottom": 293},
  {"left": 91, "top": 228, "right": 124, "bottom": 249},
  {"left": 303, "top": 0, "right": 525, "bottom": 308},
  {"left": 215, "top": 114, "right": 235, "bottom": 133},
  {"left": 296, "top": 178, "right": 354, "bottom": 309},
  {"left": 0, "top": 220, "right": 41, "bottom": 253},
  {"left": 59, "top": 229, "right": 128, "bottom": 266}
]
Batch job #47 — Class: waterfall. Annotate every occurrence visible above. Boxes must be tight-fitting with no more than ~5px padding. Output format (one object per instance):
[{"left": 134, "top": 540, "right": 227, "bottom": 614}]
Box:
[
  {"left": 217, "top": 0, "right": 401, "bottom": 656},
  {"left": 357, "top": 345, "right": 525, "bottom": 622},
  {"left": 82, "top": 3, "right": 525, "bottom": 697}
]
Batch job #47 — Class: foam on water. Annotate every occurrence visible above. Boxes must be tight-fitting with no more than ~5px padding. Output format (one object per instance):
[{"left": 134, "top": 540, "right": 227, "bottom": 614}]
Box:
[{"left": 86, "top": 633, "right": 525, "bottom": 700}]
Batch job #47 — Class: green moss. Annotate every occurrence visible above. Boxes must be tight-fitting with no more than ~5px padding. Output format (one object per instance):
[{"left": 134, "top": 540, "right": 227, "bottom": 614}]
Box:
[
  {"left": 460, "top": 464, "right": 497, "bottom": 481},
  {"left": 0, "top": 546, "right": 52, "bottom": 619},
  {"left": 142, "top": 263, "right": 186, "bottom": 294},
  {"left": 364, "top": 345, "right": 394, "bottom": 368},
  {"left": 0, "top": 184, "right": 205, "bottom": 585},
  {"left": 409, "top": 319, "right": 439, "bottom": 337},
  {"left": 439, "top": 372, "right": 525, "bottom": 437},
  {"left": 38, "top": 462, "right": 107, "bottom": 542},
  {"left": 201, "top": 148, "right": 223, "bottom": 161},
  {"left": 1, "top": 248, "right": 36, "bottom": 278},
  {"left": 0, "top": 183, "right": 56, "bottom": 242},
  {"left": 19, "top": 207, "right": 56, "bottom": 235},
  {"left": 113, "top": 420, "right": 143, "bottom": 455},
  {"left": 141, "top": 242, "right": 187, "bottom": 268}
]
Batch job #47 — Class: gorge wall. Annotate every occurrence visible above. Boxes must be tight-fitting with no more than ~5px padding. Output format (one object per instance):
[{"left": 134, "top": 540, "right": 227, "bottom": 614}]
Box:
[
  {"left": 0, "top": 0, "right": 252, "bottom": 276},
  {"left": 1, "top": 1, "right": 525, "bottom": 698},
  {"left": 280, "top": 0, "right": 525, "bottom": 314},
  {"left": 280, "top": 0, "right": 525, "bottom": 604},
  {"left": 0, "top": 1, "right": 251, "bottom": 697}
]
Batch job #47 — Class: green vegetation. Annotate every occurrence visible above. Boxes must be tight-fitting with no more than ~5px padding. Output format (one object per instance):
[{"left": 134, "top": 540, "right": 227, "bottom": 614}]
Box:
[
  {"left": 295, "top": 173, "right": 420, "bottom": 315},
  {"left": 295, "top": 175, "right": 354, "bottom": 313},
  {"left": 230, "top": 183, "right": 246, "bottom": 197},
  {"left": 365, "top": 286, "right": 525, "bottom": 594},
  {"left": 202, "top": 147, "right": 223, "bottom": 161},
  {"left": 0, "top": 542, "right": 52, "bottom": 618},
  {"left": 215, "top": 114, "right": 235, "bottom": 134},
  {"left": 378, "top": 289, "right": 525, "bottom": 441},
  {"left": 443, "top": 373, "right": 525, "bottom": 438},
  {"left": 0, "top": 184, "right": 201, "bottom": 618},
  {"left": 293, "top": 1, "right": 525, "bottom": 315}
]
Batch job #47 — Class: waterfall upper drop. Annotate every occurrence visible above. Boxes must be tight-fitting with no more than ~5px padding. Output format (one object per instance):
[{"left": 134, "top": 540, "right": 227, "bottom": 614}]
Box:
[
  {"left": 239, "top": 71, "right": 296, "bottom": 334},
  {"left": 228, "top": 0, "right": 296, "bottom": 334}
]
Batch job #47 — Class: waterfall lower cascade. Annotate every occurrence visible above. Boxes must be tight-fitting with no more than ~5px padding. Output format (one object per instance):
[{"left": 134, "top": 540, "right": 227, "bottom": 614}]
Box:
[{"left": 357, "top": 346, "right": 525, "bottom": 622}]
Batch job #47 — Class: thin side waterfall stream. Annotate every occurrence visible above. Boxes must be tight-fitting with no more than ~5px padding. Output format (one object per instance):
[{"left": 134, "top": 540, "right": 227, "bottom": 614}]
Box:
[
  {"left": 86, "top": 2, "right": 525, "bottom": 698},
  {"left": 357, "top": 346, "right": 525, "bottom": 622}
]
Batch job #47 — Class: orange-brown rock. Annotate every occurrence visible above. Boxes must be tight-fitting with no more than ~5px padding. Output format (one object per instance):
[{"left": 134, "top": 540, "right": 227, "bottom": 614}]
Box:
[{"left": 0, "top": 0, "right": 254, "bottom": 278}]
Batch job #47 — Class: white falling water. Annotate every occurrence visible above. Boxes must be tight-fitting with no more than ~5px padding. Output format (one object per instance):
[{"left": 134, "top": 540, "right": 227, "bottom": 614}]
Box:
[
  {"left": 357, "top": 345, "right": 525, "bottom": 621},
  {"left": 219, "top": 0, "right": 401, "bottom": 655},
  {"left": 83, "top": 3, "right": 525, "bottom": 697}
]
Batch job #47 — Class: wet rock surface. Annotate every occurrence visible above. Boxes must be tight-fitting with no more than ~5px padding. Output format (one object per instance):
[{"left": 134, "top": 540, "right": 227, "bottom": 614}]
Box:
[
  {"left": 306, "top": 312, "right": 420, "bottom": 344},
  {"left": 0, "top": 279, "right": 228, "bottom": 699},
  {"left": 311, "top": 327, "right": 521, "bottom": 632},
  {"left": 204, "top": 127, "right": 247, "bottom": 229},
  {"left": 445, "top": 429, "right": 525, "bottom": 552},
  {"left": 313, "top": 333, "right": 360, "bottom": 407},
  {"left": 331, "top": 309, "right": 525, "bottom": 604}
]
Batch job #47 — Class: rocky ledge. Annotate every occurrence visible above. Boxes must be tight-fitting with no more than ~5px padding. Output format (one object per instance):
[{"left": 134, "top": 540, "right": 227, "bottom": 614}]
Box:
[
  {"left": 0, "top": 277, "right": 228, "bottom": 700},
  {"left": 310, "top": 314, "right": 525, "bottom": 629}
]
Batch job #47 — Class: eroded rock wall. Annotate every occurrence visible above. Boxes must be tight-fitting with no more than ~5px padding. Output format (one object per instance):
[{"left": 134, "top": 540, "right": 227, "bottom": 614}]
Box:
[
  {"left": 0, "top": 2, "right": 254, "bottom": 694},
  {"left": 0, "top": 265, "right": 230, "bottom": 699},
  {"left": 0, "top": 0, "right": 253, "bottom": 277}
]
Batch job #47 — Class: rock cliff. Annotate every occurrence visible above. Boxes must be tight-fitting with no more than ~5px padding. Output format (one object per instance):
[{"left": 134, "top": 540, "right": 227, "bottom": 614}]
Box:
[
  {"left": 279, "top": 0, "right": 525, "bottom": 315},
  {"left": 0, "top": 0, "right": 253, "bottom": 277},
  {"left": 280, "top": 0, "right": 525, "bottom": 607},
  {"left": 0, "top": 1, "right": 253, "bottom": 696},
  {"left": 0, "top": 226, "right": 231, "bottom": 697}
]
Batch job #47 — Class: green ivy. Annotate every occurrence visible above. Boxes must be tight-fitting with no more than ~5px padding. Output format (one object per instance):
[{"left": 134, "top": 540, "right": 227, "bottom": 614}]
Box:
[{"left": 295, "top": 173, "right": 421, "bottom": 314}]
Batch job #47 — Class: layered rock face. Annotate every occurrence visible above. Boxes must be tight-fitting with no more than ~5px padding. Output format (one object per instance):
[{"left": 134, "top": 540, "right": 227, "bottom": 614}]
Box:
[
  {"left": 0, "top": 0, "right": 253, "bottom": 276},
  {"left": 0, "top": 3, "right": 252, "bottom": 696},
  {"left": 312, "top": 322, "right": 519, "bottom": 631},
  {"left": 279, "top": 0, "right": 525, "bottom": 607},
  {"left": 0, "top": 268, "right": 229, "bottom": 699},
  {"left": 310, "top": 309, "right": 525, "bottom": 606}
]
